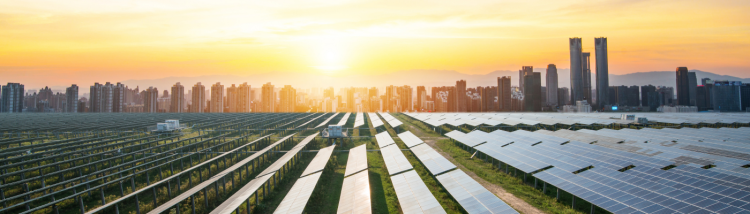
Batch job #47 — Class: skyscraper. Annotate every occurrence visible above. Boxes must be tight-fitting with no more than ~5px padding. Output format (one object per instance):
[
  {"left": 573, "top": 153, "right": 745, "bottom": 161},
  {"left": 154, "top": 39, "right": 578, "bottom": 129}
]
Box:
[
  {"left": 582, "top": 52, "right": 592, "bottom": 105},
  {"left": 113, "top": 83, "right": 125, "bottom": 112},
  {"left": 497, "top": 76, "right": 511, "bottom": 111},
  {"left": 519, "top": 66, "right": 533, "bottom": 92},
  {"left": 595, "top": 37, "right": 609, "bottom": 108},
  {"left": 385, "top": 85, "right": 399, "bottom": 112},
  {"left": 523, "top": 72, "right": 542, "bottom": 112},
  {"left": 676, "top": 67, "right": 690, "bottom": 106},
  {"left": 688, "top": 72, "right": 697, "bottom": 106},
  {"left": 65, "top": 84, "right": 79, "bottom": 113},
  {"left": 398, "top": 85, "right": 413, "bottom": 112},
  {"left": 191, "top": 82, "right": 206, "bottom": 113},
  {"left": 456, "top": 80, "right": 467, "bottom": 111},
  {"left": 262, "top": 82, "right": 275, "bottom": 112},
  {"left": 545, "top": 64, "right": 558, "bottom": 107},
  {"left": 89, "top": 82, "right": 115, "bottom": 113},
  {"left": 210, "top": 82, "right": 224, "bottom": 113},
  {"left": 1, "top": 83, "right": 24, "bottom": 113},
  {"left": 144, "top": 87, "right": 159, "bottom": 113},
  {"left": 557, "top": 87, "right": 570, "bottom": 106},
  {"left": 569, "top": 37, "right": 585, "bottom": 104},
  {"left": 171, "top": 82, "right": 185, "bottom": 113},
  {"left": 237, "top": 83, "right": 251, "bottom": 112},
  {"left": 226, "top": 84, "right": 237, "bottom": 112},
  {"left": 416, "top": 86, "right": 426, "bottom": 111},
  {"left": 741, "top": 83, "right": 750, "bottom": 112},
  {"left": 640, "top": 85, "right": 656, "bottom": 107},
  {"left": 279, "top": 85, "right": 296, "bottom": 112},
  {"left": 712, "top": 81, "right": 742, "bottom": 112}
]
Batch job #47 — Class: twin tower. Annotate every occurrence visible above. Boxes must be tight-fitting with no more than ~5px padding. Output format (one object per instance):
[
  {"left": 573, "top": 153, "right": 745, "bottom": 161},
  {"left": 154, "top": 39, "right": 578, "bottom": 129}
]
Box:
[{"left": 570, "top": 37, "right": 609, "bottom": 108}]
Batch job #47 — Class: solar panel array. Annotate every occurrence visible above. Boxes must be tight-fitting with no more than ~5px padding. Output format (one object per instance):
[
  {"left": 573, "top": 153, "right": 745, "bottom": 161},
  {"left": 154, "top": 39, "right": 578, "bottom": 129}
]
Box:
[
  {"left": 375, "top": 132, "right": 396, "bottom": 148},
  {"left": 397, "top": 131, "right": 424, "bottom": 148},
  {"left": 345, "top": 145, "right": 369, "bottom": 177},
  {"left": 211, "top": 173, "right": 275, "bottom": 214},
  {"left": 368, "top": 113, "right": 384, "bottom": 128},
  {"left": 316, "top": 112, "right": 341, "bottom": 128},
  {"left": 379, "top": 112, "right": 404, "bottom": 127},
  {"left": 353, "top": 113, "right": 365, "bottom": 128},
  {"left": 338, "top": 168, "right": 372, "bottom": 214},
  {"left": 380, "top": 144, "right": 414, "bottom": 176},
  {"left": 410, "top": 144, "right": 456, "bottom": 175},
  {"left": 257, "top": 134, "right": 318, "bottom": 177},
  {"left": 446, "top": 127, "right": 750, "bottom": 213},
  {"left": 301, "top": 145, "right": 336, "bottom": 177},
  {"left": 404, "top": 112, "right": 750, "bottom": 127},
  {"left": 274, "top": 145, "right": 335, "bottom": 214},
  {"left": 391, "top": 170, "right": 447, "bottom": 214},
  {"left": 436, "top": 170, "right": 518, "bottom": 214},
  {"left": 337, "top": 113, "right": 352, "bottom": 126}
]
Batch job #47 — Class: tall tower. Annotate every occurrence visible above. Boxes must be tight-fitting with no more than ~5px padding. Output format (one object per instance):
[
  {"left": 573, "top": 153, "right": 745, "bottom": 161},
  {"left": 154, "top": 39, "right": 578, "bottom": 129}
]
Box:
[
  {"left": 1, "top": 83, "right": 24, "bottom": 113},
  {"left": 113, "top": 83, "right": 125, "bottom": 112},
  {"left": 595, "top": 37, "right": 609, "bottom": 108},
  {"left": 226, "top": 84, "right": 237, "bottom": 113},
  {"left": 279, "top": 85, "right": 296, "bottom": 112},
  {"left": 65, "top": 84, "right": 78, "bottom": 113},
  {"left": 497, "top": 76, "right": 511, "bottom": 111},
  {"left": 144, "top": 87, "right": 159, "bottom": 113},
  {"left": 523, "top": 72, "right": 542, "bottom": 112},
  {"left": 191, "top": 83, "right": 206, "bottom": 113},
  {"left": 569, "top": 37, "right": 584, "bottom": 104},
  {"left": 676, "top": 67, "right": 690, "bottom": 106},
  {"left": 545, "top": 64, "right": 558, "bottom": 107},
  {"left": 262, "top": 82, "right": 275, "bottom": 112},
  {"left": 237, "top": 83, "right": 251, "bottom": 112},
  {"left": 688, "top": 72, "right": 697, "bottom": 106},
  {"left": 582, "top": 52, "right": 592, "bottom": 104},
  {"left": 519, "top": 66, "right": 533, "bottom": 92},
  {"left": 210, "top": 82, "right": 224, "bottom": 113},
  {"left": 171, "top": 82, "right": 185, "bottom": 113},
  {"left": 456, "top": 80, "right": 467, "bottom": 112},
  {"left": 416, "top": 86, "right": 426, "bottom": 111}
]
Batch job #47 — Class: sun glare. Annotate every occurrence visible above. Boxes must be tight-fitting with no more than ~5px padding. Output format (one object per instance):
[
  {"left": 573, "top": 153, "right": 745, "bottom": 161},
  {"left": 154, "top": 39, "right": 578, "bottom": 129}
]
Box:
[{"left": 311, "top": 35, "right": 348, "bottom": 73}]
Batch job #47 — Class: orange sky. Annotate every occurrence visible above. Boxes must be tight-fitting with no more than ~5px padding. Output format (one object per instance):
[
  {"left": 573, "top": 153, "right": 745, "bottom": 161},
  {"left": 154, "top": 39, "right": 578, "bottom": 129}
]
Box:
[{"left": 1, "top": 0, "right": 749, "bottom": 88}]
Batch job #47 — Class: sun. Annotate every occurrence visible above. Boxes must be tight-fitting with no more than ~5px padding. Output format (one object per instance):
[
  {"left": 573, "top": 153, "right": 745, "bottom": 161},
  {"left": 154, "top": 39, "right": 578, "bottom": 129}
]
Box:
[{"left": 310, "top": 35, "right": 349, "bottom": 73}]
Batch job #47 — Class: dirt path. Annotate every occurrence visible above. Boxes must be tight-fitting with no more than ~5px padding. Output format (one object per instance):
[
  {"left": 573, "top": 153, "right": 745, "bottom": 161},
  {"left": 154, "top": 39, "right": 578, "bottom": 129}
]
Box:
[{"left": 424, "top": 139, "right": 546, "bottom": 214}]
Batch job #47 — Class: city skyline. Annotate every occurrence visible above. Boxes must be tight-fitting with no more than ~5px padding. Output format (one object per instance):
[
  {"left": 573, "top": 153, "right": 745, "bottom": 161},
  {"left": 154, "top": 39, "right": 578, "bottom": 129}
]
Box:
[{"left": 1, "top": 1, "right": 749, "bottom": 88}]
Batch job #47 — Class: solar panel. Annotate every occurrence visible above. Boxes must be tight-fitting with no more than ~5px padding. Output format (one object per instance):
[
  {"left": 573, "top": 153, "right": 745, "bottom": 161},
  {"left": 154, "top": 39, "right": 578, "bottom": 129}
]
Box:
[
  {"left": 344, "top": 145, "right": 368, "bottom": 177},
  {"left": 380, "top": 144, "right": 414, "bottom": 176},
  {"left": 398, "top": 131, "right": 424, "bottom": 148},
  {"left": 436, "top": 169, "right": 518, "bottom": 214},
  {"left": 316, "top": 113, "right": 341, "bottom": 128},
  {"left": 301, "top": 145, "right": 335, "bottom": 177},
  {"left": 391, "top": 170, "right": 447, "bottom": 214},
  {"left": 257, "top": 134, "right": 317, "bottom": 177},
  {"left": 337, "top": 113, "right": 352, "bottom": 126},
  {"left": 210, "top": 173, "right": 275, "bottom": 214},
  {"left": 410, "top": 144, "right": 456, "bottom": 175},
  {"left": 273, "top": 172, "right": 323, "bottom": 214},
  {"left": 337, "top": 170, "right": 372, "bottom": 214},
  {"left": 353, "top": 113, "right": 365, "bottom": 128},
  {"left": 375, "top": 132, "right": 396, "bottom": 148},
  {"left": 368, "top": 113, "right": 384, "bottom": 128}
]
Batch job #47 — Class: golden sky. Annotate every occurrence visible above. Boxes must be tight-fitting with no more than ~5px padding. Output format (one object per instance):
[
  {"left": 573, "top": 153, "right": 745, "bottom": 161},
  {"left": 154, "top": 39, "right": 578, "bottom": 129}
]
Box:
[{"left": 1, "top": 0, "right": 749, "bottom": 87}]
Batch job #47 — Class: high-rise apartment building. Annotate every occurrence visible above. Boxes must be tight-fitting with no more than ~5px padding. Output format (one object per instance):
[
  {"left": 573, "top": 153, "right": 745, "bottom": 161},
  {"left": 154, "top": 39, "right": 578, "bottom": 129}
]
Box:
[
  {"left": 557, "top": 87, "right": 570, "bottom": 106},
  {"left": 237, "top": 83, "right": 251, "bottom": 112},
  {"left": 569, "top": 37, "right": 585, "bottom": 104},
  {"left": 171, "top": 82, "right": 185, "bottom": 113},
  {"left": 144, "top": 87, "right": 159, "bottom": 113},
  {"left": 546, "top": 64, "right": 558, "bottom": 107},
  {"left": 191, "top": 82, "right": 206, "bottom": 113},
  {"left": 262, "top": 82, "right": 275, "bottom": 112},
  {"left": 712, "top": 81, "right": 742, "bottom": 112},
  {"left": 1, "top": 83, "right": 24, "bottom": 113},
  {"left": 741, "top": 83, "right": 750, "bottom": 112},
  {"left": 385, "top": 85, "right": 399, "bottom": 112},
  {"left": 640, "top": 85, "right": 656, "bottom": 108},
  {"left": 89, "top": 82, "right": 115, "bottom": 113},
  {"left": 279, "top": 85, "right": 296, "bottom": 112},
  {"left": 456, "top": 80, "right": 467, "bottom": 111},
  {"left": 582, "top": 52, "right": 592, "bottom": 104},
  {"left": 628, "top": 86, "right": 640, "bottom": 106},
  {"left": 595, "top": 37, "right": 609, "bottom": 108},
  {"left": 523, "top": 72, "right": 542, "bottom": 112},
  {"left": 416, "top": 86, "right": 426, "bottom": 111},
  {"left": 210, "top": 82, "right": 224, "bottom": 113},
  {"left": 226, "top": 84, "right": 237, "bottom": 113},
  {"left": 112, "top": 83, "right": 125, "bottom": 112},
  {"left": 519, "top": 66, "right": 533, "bottom": 92},
  {"left": 498, "top": 76, "right": 511, "bottom": 111},
  {"left": 398, "top": 85, "right": 413, "bottom": 112},
  {"left": 675, "top": 67, "right": 691, "bottom": 106},
  {"left": 65, "top": 84, "right": 78, "bottom": 113}
]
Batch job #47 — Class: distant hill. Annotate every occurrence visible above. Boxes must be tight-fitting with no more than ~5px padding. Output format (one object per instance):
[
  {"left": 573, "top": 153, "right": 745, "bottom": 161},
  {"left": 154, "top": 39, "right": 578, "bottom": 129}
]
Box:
[{"left": 33, "top": 69, "right": 750, "bottom": 96}]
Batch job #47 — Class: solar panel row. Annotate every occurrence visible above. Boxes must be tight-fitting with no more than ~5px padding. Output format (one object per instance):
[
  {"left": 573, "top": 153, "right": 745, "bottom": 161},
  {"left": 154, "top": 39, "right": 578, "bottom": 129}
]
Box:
[
  {"left": 436, "top": 170, "right": 518, "bottom": 214},
  {"left": 391, "top": 170, "right": 447, "bottom": 214}
]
